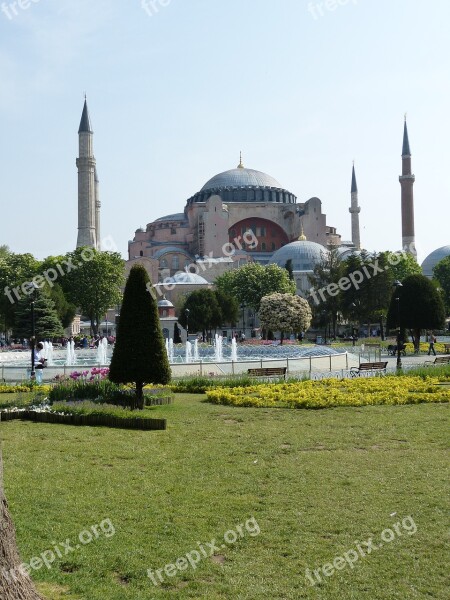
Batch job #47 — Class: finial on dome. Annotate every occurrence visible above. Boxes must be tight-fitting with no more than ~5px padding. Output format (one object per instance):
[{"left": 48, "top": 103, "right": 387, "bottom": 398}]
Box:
[
  {"left": 237, "top": 151, "right": 244, "bottom": 169},
  {"left": 298, "top": 222, "right": 307, "bottom": 241}
]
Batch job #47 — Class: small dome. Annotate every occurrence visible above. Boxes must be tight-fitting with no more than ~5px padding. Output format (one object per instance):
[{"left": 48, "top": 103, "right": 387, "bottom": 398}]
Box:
[
  {"left": 422, "top": 245, "right": 450, "bottom": 278},
  {"left": 270, "top": 241, "right": 328, "bottom": 271},
  {"left": 164, "top": 272, "right": 209, "bottom": 285},
  {"left": 201, "top": 168, "right": 283, "bottom": 192},
  {"left": 157, "top": 297, "right": 174, "bottom": 308}
]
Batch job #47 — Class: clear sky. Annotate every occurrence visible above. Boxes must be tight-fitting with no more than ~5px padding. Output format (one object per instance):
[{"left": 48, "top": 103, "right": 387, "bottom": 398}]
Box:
[{"left": 0, "top": 0, "right": 449, "bottom": 264}]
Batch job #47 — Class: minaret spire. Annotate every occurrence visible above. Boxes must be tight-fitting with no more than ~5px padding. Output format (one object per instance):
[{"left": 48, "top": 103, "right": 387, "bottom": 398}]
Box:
[
  {"left": 349, "top": 162, "right": 361, "bottom": 250},
  {"left": 76, "top": 97, "right": 98, "bottom": 248},
  {"left": 399, "top": 117, "right": 416, "bottom": 257}
]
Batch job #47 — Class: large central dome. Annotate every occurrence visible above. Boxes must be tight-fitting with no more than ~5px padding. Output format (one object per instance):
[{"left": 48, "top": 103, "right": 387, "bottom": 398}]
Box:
[
  {"left": 186, "top": 160, "right": 297, "bottom": 205},
  {"left": 201, "top": 168, "right": 283, "bottom": 192}
]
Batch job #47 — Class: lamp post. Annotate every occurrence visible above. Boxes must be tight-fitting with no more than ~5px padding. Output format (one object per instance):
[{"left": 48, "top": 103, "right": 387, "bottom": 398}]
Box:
[
  {"left": 185, "top": 308, "right": 190, "bottom": 342},
  {"left": 240, "top": 303, "right": 246, "bottom": 337},
  {"left": 30, "top": 282, "right": 39, "bottom": 380},
  {"left": 393, "top": 280, "right": 403, "bottom": 369}
]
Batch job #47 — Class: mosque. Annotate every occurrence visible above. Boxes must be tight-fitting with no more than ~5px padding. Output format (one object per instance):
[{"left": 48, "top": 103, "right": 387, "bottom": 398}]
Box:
[{"left": 75, "top": 100, "right": 449, "bottom": 321}]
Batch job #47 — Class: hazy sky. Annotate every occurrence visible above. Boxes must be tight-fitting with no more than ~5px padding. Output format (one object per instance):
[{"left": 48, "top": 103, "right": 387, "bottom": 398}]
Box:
[{"left": 0, "top": 0, "right": 449, "bottom": 264}]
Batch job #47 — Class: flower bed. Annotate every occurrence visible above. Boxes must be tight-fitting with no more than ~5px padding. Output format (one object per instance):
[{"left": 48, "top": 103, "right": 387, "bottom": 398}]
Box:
[{"left": 206, "top": 376, "right": 450, "bottom": 409}]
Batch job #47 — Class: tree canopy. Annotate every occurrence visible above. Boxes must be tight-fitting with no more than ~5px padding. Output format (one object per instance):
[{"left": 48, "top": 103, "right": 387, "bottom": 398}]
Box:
[
  {"left": 433, "top": 256, "right": 450, "bottom": 315},
  {"left": 259, "top": 293, "right": 312, "bottom": 344},
  {"left": 62, "top": 247, "right": 124, "bottom": 335},
  {"left": 387, "top": 274, "right": 446, "bottom": 349},
  {"left": 215, "top": 263, "right": 296, "bottom": 311}
]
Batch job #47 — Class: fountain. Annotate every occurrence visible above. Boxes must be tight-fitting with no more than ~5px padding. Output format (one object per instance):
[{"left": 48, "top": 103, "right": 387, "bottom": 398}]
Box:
[
  {"left": 185, "top": 341, "right": 192, "bottom": 363},
  {"left": 214, "top": 334, "right": 223, "bottom": 362},
  {"left": 168, "top": 338, "right": 174, "bottom": 363},
  {"left": 193, "top": 339, "right": 200, "bottom": 361},
  {"left": 96, "top": 338, "right": 108, "bottom": 365},
  {"left": 65, "top": 340, "right": 76, "bottom": 366},
  {"left": 231, "top": 337, "right": 238, "bottom": 362}
]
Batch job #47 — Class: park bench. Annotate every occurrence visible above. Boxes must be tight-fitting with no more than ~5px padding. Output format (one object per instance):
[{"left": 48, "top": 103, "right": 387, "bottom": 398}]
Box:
[
  {"left": 444, "top": 344, "right": 450, "bottom": 354},
  {"left": 350, "top": 362, "right": 388, "bottom": 377},
  {"left": 248, "top": 367, "right": 287, "bottom": 380},
  {"left": 424, "top": 356, "right": 450, "bottom": 367}
]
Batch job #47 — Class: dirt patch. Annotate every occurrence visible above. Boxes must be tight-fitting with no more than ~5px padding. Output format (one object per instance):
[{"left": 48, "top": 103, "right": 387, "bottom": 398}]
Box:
[
  {"left": 210, "top": 554, "right": 226, "bottom": 564},
  {"left": 223, "top": 419, "right": 240, "bottom": 425}
]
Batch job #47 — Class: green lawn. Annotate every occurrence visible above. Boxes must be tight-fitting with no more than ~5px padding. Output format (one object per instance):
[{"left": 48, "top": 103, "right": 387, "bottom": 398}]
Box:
[{"left": 1, "top": 395, "right": 448, "bottom": 599}]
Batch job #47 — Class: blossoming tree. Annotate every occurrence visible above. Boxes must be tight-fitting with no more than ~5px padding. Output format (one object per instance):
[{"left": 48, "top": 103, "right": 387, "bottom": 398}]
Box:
[{"left": 259, "top": 293, "right": 312, "bottom": 344}]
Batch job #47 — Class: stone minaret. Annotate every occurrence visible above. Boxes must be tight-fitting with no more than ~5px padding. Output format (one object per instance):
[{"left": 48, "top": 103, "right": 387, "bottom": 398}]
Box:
[
  {"left": 76, "top": 98, "right": 97, "bottom": 248},
  {"left": 94, "top": 166, "right": 101, "bottom": 248},
  {"left": 349, "top": 162, "right": 361, "bottom": 250},
  {"left": 399, "top": 118, "right": 416, "bottom": 257}
]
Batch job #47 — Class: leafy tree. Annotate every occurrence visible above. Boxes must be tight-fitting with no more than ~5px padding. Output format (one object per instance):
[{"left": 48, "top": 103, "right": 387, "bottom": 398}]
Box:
[
  {"left": 63, "top": 248, "right": 124, "bottom": 335},
  {"left": 48, "top": 283, "right": 76, "bottom": 329},
  {"left": 0, "top": 251, "right": 40, "bottom": 333},
  {"left": 387, "top": 274, "right": 445, "bottom": 351},
  {"left": 259, "top": 293, "right": 312, "bottom": 344},
  {"left": 215, "top": 263, "right": 296, "bottom": 311},
  {"left": 433, "top": 256, "right": 450, "bottom": 315},
  {"left": 386, "top": 251, "right": 422, "bottom": 281},
  {"left": 214, "top": 289, "right": 239, "bottom": 325},
  {"left": 178, "top": 289, "right": 222, "bottom": 339},
  {"left": 109, "top": 265, "right": 170, "bottom": 409},
  {"left": 1, "top": 451, "right": 44, "bottom": 599},
  {"left": 308, "top": 246, "right": 343, "bottom": 338},
  {"left": 13, "top": 290, "right": 64, "bottom": 340}
]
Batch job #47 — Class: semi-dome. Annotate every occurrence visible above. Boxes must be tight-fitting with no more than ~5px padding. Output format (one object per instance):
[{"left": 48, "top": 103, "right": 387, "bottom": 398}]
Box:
[
  {"left": 269, "top": 240, "right": 328, "bottom": 272},
  {"left": 422, "top": 245, "right": 450, "bottom": 278},
  {"left": 155, "top": 213, "right": 187, "bottom": 222},
  {"left": 163, "top": 272, "right": 209, "bottom": 285}
]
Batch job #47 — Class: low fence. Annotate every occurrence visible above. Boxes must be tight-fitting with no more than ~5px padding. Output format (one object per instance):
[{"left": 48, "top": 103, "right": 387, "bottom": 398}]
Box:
[{"left": 0, "top": 353, "right": 354, "bottom": 383}]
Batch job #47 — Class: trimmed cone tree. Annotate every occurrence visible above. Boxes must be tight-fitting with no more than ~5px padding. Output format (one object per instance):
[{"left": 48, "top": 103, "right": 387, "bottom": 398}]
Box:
[
  {"left": 109, "top": 265, "right": 171, "bottom": 409},
  {"left": 0, "top": 452, "right": 44, "bottom": 599}
]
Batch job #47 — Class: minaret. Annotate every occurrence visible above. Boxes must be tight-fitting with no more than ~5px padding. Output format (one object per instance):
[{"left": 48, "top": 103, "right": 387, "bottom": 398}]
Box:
[
  {"left": 349, "top": 162, "right": 361, "bottom": 250},
  {"left": 76, "top": 98, "right": 97, "bottom": 249},
  {"left": 399, "top": 117, "right": 416, "bottom": 257},
  {"left": 94, "top": 166, "right": 101, "bottom": 248}
]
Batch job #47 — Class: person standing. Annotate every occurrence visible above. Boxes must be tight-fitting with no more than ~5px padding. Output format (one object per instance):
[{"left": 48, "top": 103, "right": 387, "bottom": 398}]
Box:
[{"left": 428, "top": 332, "right": 437, "bottom": 356}]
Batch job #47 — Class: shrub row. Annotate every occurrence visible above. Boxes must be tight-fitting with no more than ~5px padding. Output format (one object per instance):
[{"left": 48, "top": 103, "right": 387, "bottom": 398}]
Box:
[{"left": 1, "top": 402, "right": 166, "bottom": 430}]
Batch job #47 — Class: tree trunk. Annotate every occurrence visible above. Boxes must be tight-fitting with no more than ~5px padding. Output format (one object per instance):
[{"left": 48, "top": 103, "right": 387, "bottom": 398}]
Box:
[
  {"left": 379, "top": 318, "right": 385, "bottom": 341},
  {"left": 0, "top": 450, "right": 44, "bottom": 599},
  {"left": 280, "top": 332, "right": 284, "bottom": 345},
  {"left": 136, "top": 381, "right": 144, "bottom": 410}
]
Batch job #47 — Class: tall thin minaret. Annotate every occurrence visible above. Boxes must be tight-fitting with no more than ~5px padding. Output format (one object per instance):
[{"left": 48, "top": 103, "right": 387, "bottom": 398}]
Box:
[
  {"left": 349, "top": 162, "right": 361, "bottom": 250},
  {"left": 94, "top": 166, "right": 101, "bottom": 248},
  {"left": 76, "top": 98, "right": 97, "bottom": 248},
  {"left": 399, "top": 117, "right": 416, "bottom": 257}
]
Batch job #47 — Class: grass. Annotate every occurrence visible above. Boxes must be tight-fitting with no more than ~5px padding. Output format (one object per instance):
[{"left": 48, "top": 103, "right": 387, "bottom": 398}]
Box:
[{"left": 1, "top": 394, "right": 448, "bottom": 599}]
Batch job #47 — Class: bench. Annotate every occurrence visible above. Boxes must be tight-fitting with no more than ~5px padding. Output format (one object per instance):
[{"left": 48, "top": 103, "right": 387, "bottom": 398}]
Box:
[
  {"left": 350, "top": 362, "right": 388, "bottom": 377},
  {"left": 444, "top": 344, "right": 450, "bottom": 354},
  {"left": 248, "top": 367, "right": 287, "bottom": 380},
  {"left": 424, "top": 356, "right": 450, "bottom": 366}
]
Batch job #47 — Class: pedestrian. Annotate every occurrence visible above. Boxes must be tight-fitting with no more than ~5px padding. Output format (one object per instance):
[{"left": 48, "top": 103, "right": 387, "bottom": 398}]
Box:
[
  {"left": 428, "top": 332, "right": 437, "bottom": 356},
  {"left": 34, "top": 342, "right": 47, "bottom": 383}
]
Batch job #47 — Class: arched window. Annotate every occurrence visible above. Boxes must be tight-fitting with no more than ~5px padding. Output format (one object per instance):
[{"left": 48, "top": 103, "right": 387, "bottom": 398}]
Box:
[
  {"left": 172, "top": 256, "right": 179, "bottom": 270},
  {"left": 139, "top": 250, "right": 143, "bottom": 257}
]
